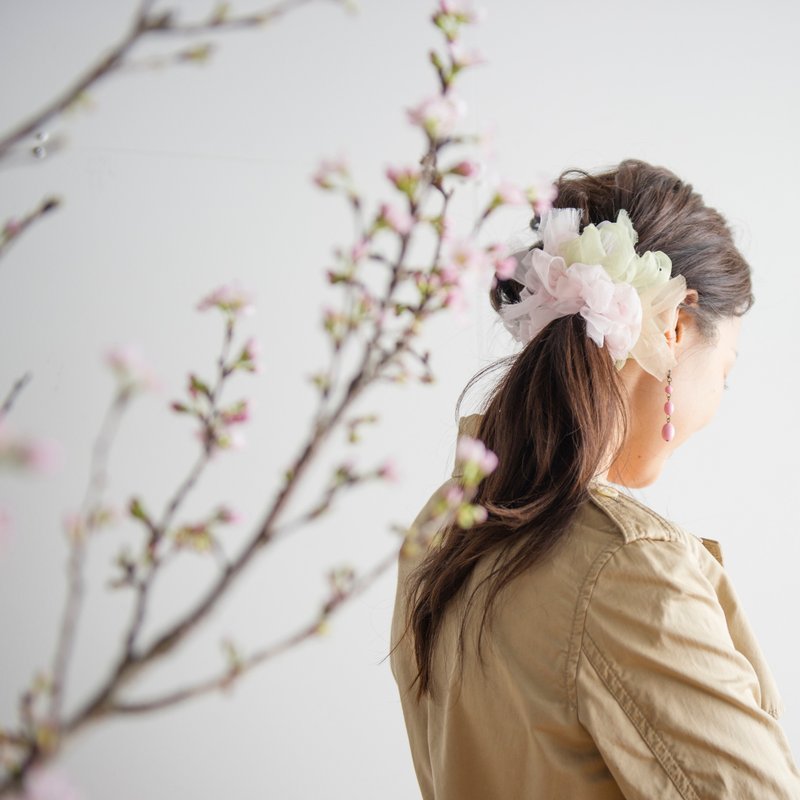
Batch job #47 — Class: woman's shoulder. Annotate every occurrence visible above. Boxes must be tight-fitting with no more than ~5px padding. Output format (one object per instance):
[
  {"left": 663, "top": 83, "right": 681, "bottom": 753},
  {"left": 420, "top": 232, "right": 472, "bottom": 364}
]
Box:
[{"left": 583, "top": 480, "right": 723, "bottom": 567}]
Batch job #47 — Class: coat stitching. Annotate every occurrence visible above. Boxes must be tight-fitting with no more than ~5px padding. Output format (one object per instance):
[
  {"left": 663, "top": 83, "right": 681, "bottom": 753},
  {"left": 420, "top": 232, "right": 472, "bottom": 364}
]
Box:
[{"left": 582, "top": 631, "right": 702, "bottom": 800}]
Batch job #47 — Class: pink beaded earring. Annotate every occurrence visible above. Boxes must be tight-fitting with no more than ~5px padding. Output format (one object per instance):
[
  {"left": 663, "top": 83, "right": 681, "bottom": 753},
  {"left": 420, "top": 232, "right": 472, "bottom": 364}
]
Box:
[{"left": 662, "top": 370, "right": 675, "bottom": 442}]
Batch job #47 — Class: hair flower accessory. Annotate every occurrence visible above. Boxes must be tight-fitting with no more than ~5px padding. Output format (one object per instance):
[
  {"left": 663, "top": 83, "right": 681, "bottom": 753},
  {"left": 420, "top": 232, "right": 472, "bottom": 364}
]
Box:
[{"left": 498, "top": 207, "right": 687, "bottom": 380}]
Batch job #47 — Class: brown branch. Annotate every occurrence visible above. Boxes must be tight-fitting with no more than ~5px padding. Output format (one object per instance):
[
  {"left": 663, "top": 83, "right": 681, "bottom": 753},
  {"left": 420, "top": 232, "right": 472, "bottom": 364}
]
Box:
[{"left": 109, "top": 547, "right": 399, "bottom": 714}]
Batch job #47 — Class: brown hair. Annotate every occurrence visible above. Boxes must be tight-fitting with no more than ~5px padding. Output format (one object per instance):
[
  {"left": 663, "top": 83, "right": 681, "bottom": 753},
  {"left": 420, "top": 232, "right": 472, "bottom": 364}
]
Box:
[{"left": 394, "top": 158, "right": 754, "bottom": 702}]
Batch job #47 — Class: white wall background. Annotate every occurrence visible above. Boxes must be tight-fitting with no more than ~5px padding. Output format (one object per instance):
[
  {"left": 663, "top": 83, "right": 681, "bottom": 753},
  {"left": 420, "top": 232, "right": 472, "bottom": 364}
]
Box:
[{"left": 1, "top": 0, "right": 798, "bottom": 797}]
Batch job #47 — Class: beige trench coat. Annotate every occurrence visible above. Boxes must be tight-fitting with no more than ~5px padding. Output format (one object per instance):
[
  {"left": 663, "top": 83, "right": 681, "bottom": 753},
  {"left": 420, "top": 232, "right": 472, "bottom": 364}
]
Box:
[{"left": 390, "top": 413, "right": 800, "bottom": 799}]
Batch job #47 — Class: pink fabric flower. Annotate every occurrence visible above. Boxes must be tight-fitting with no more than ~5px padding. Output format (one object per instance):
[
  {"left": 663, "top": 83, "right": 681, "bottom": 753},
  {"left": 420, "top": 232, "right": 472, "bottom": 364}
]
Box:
[{"left": 499, "top": 248, "right": 642, "bottom": 361}]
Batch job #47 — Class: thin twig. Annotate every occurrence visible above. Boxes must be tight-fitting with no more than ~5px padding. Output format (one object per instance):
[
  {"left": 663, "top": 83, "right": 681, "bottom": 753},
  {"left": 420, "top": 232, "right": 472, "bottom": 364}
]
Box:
[
  {"left": 0, "top": 198, "right": 61, "bottom": 263},
  {"left": 46, "top": 388, "right": 134, "bottom": 728},
  {"left": 0, "top": 374, "right": 33, "bottom": 419}
]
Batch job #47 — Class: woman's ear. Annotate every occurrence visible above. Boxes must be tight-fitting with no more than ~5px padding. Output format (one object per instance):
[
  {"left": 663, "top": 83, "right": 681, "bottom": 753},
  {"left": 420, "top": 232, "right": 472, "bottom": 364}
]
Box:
[{"left": 670, "top": 288, "right": 700, "bottom": 350}]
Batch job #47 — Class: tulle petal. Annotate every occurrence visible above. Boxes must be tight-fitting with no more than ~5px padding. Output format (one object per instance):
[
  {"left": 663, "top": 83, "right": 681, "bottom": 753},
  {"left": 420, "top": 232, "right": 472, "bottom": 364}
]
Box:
[
  {"left": 629, "top": 274, "right": 687, "bottom": 380},
  {"left": 538, "top": 207, "right": 582, "bottom": 255}
]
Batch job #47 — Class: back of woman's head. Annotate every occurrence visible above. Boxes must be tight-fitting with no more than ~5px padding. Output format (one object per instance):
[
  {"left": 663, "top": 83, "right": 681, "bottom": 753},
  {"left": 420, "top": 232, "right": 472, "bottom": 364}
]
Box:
[{"left": 397, "top": 158, "right": 754, "bottom": 702}]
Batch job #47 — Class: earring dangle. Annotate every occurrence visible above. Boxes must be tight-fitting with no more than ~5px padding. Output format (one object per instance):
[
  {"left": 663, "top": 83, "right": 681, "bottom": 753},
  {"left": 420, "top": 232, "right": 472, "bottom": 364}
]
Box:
[{"left": 662, "top": 370, "right": 675, "bottom": 442}]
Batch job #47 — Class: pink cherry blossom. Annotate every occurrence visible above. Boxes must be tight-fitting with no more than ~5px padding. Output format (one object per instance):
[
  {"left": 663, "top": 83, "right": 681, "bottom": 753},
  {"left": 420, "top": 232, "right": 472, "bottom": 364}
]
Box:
[
  {"left": 439, "top": 0, "right": 487, "bottom": 22},
  {"left": 442, "top": 237, "right": 490, "bottom": 278},
  {"left": 494, "top": 180, "right": 528, "bottom": 206},
  {"left": 407, "top": 92, "right": 467, "bottom": 139},
  {"left": 455, "top": 434, "right": 498, "bottom": 474},
  {"left": 447, "top": 40, "right": 486, "bottom": 68},
  {"left": 444, "top": 485, "right": 465, "bottom": 506},
  {"left": 312, "top": 154, "right": 349, "bottom": 189},
  {"left": 22, "top": 437, "right": 63, "bottom": 473},
  {"left": 10, "top": 764, "right": 81, "bottom": 800},
  {"left": 486, "top": 242, "right": 518, "bottom": 280},
  {"left": 378, "top": 202, "right": 414, "bottom": 235},
  {"left": 196, "top": 282, "right": 255, "bottom": 317},
  {"left": 105, "top": 344, "right": 161, "bottom": 392},
  {"left": 0, "top": 421, "right": 63, "bottom": 474},
  {"left": 530, "top": 173, "right": 558, "bottom": 214}
]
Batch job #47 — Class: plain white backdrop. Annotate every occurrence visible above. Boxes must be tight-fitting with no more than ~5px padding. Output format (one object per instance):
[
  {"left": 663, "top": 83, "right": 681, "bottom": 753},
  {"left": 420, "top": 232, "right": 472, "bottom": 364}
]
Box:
[{"left": 1, "top": 1, "right": 799, "bottom": 797}]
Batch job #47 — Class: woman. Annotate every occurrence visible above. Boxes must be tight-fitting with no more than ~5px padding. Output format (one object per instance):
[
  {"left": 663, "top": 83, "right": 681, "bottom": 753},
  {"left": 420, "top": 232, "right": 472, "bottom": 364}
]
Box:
[{"left": 389, "top": 159, "right": 800, "bottom": 798}]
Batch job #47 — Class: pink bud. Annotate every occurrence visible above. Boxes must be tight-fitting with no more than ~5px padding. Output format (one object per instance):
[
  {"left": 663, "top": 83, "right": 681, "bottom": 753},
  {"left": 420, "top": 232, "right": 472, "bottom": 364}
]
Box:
[
  {"left": 3, "top": 218, "right": 22, "bottom": 238},
  {"left": 378, "top": 458, "right": 399, "bottom": 482},
  {"left": 216, "top": 506, "right": 243, "bottom": 524},
  {"left": 449, "top": 160, "right": 482, "bottom": 178}
]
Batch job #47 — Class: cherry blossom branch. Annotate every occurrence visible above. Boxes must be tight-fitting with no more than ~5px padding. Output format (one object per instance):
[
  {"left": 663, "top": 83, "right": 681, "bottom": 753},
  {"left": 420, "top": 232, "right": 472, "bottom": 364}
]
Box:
[
  {"left": 121, "top": 315, "right": 241, "bottom": 660},
  {"left": 0, "top": 2, "right": 557, "bottom": 794},
  {"left": 0, "top": 0, "right": 350, "bottom": 162}
]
